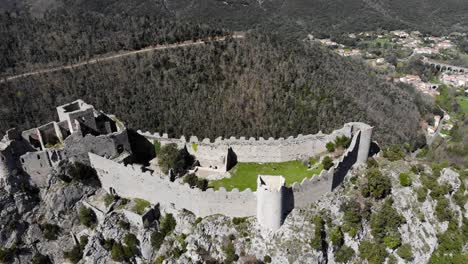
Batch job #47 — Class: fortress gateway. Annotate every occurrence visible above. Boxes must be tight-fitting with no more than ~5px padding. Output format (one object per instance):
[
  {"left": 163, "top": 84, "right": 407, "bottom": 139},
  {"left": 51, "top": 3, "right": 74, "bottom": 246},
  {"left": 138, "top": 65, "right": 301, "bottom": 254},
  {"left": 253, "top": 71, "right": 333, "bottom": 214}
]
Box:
[{"left": 1, "top": 100, "right": 373, "bottom": 230}]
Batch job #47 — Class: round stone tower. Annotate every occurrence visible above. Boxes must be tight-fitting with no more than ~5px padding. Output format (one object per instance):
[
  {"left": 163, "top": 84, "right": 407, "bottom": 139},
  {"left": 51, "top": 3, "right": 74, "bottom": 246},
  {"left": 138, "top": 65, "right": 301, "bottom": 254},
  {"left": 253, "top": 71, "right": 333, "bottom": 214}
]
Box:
[
  {"left": 356, "top": 125, "right": 373, "bottom": 164},
  {"left": 256, "top": 175, "right": 285, "bottom": 231}
]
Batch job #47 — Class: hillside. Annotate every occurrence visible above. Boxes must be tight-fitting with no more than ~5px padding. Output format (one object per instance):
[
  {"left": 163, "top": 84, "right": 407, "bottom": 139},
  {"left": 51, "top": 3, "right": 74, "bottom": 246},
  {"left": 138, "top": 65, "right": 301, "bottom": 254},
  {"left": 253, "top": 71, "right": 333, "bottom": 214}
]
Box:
[
  {"left": 2, "top": 0, "right": 468, "bottom": 35},
  {"left": 0, "top": 34, "right": 434, "bottom": 147},
  {"left": 0, "top": 151, "right": 465, "bottom": 263}
]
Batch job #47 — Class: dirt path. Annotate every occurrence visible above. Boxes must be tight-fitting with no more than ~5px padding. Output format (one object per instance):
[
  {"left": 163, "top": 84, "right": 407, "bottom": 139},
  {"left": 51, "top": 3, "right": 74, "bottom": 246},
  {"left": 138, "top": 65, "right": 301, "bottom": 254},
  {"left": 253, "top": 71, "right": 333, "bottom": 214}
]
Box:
[{"left": 1, "top": 33, "right": 245, "bottom": 83}]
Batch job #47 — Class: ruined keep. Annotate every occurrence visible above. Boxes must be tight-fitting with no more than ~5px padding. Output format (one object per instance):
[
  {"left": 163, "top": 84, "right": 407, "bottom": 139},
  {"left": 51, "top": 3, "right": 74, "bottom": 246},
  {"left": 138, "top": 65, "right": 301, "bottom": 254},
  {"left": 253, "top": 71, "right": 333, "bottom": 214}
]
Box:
[{"left": 0, "top": 100, "right": 131, "bottom": 188}]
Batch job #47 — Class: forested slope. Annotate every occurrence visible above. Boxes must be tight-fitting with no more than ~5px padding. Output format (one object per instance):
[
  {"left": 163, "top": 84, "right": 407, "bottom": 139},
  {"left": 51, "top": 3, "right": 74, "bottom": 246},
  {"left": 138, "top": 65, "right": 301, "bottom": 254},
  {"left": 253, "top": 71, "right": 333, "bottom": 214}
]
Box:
[
  {"left": 0, "top": 34, "right": 433, "bottom": 147},
  {"left": 3, "top": 0, "right": 468, "bottom": 35},
  {"left": 0, "top": 11, "right": 225, "bottom": 76}
]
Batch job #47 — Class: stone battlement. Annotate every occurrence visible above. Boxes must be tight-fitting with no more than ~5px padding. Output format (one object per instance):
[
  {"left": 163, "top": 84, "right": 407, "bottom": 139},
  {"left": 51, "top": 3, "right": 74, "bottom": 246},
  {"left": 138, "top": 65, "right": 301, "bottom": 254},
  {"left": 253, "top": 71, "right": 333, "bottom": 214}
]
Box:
[
  {"left": 137, "top": 122, "right": 370, "bottom": 172},
  {"left": 90, "top": 123, "right": 372, "bottom": 230}
]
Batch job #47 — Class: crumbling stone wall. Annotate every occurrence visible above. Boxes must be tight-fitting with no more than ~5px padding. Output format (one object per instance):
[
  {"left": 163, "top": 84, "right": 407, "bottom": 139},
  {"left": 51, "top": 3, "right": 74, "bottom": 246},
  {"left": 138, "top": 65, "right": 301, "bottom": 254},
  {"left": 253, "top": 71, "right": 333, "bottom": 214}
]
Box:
[{"left": 64, "top": 130, "right": 131, "bottom": 164}]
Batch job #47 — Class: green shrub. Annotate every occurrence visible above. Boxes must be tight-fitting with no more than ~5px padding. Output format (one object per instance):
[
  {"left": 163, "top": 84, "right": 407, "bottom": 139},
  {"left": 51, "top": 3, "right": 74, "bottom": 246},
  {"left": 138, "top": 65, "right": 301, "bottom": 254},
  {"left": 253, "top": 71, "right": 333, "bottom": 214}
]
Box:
[
  {"left": 330, "top": 227, "right": 344, "bottom": 248},
  {"left": 63, "top": 245, "right": 83, "bottom": 264},
  {"left": 151, "top": 231, "right": 165, "bottom": 250},
  {"left": 123, "top": 233, "right": 139, "bottom": 259},
  {"left": 359, "top": 240, "right": 388, "bottom": 264},
  {"left": 0, "top": 245, "right": 18, "bottom": 263},
  {"left": 183, "top": 174, "right": 198, "bottom": 187},
  {"left": 367, "top": 157, "right": 379, "bottom": 168},
  {"left": 310, "top": 215, "right": 325, "bottom": 251},
  {"left": 341, "top": 200, "right": 366, "bottom": 237},
  {"left": 111, "top": 243, "right": 125, "bottom": 262},
  {"left": 79, "top": 207, "right": 97, "bottom": 228},
  {"left": 335, "top": 136, "right": 351, "bottom": 149},
  {"left": 79, "top": 235, "right": 89, "bottom": 249},
  {"left": 435, "top": 197, "right": 453, "bottom": 222},
  {"left": 132, "top": 198, "right": 150, "bottom": 215},
  {"left": 183, "top": 174, "right": 209, "bottom": 191},
  {"left": 383, "top": 233, "right": 402, "bottom": 249},
  {"left": 263, "top": 255, "right": 272, "bottom": 263},
  {"left": 453, "top": 184, "right": 467, "bottom": 208},
  {"left": 397, "top": 244, "right": 413, "bottom": 261},
  {"left": 410, "top": 164, "right": 424, "bottom": 174},
  {"left": 195, "top": 217, "right": 202, "bottom": 225},
  {"left": 399, "top": 173, "right": 412, "bottom": 187},
  {"left": 157, "top": 143, "right": 194, "bottom": 175},
  {"left": 40, "top": 223, "right": 61, "bottom": 241},
  {"left": 68, "top": 162, "right": 101, "bottom": 187},
  {"left": 431, "top": 164, "right": 442, "bottom": 177},
  {"left": 322, "top": 156, "right": 334, "bottom": 170},
  {"left": 370, "top": 199, "right": 404, "bottom": 244},
  {"left": 223, "top": 241, "right": 238, "bottom": 264},
  {"left": 365, "top": 168, "right": 392, "bottom": 199},
  {"left": 383, "top": 145, "right": 406, "bottom": 161},
  {"left": 154, "top": 256, "right": 164, "bottom": 264},
  {"left": 192, "top": 143, "right": 198, "bottom": 152},
  {"left": 416, "top": 187, "right": 428, "bottom": 202},
  {"left": 160, "top": 213, "right": 177, "bottom": 235},
  {"left": 416, "top": 147, "right": 429, "bottom": 158},
  {"left": 335, "top": 245, "right": 355, "bottom": 263},
  {"left": 196, "top": 178, "right": 209, "bottom": 191},
  {"left": 118, "top": 220, "right": 130, "bottom": 230},
  {"left": 104, "top": 193, "right": 116, "bottom": 207},
  {"left": 326, "top": 142, "right": 336, "bottom": 152},
  {"left": 429, "top": 183, "right": 451, "bottom": 199},
  {"left": 232, "top": 217, "right": 247, "bottom": 225},
  {"left": 32, "top": 253, "right": 51, "bottom": 264}
]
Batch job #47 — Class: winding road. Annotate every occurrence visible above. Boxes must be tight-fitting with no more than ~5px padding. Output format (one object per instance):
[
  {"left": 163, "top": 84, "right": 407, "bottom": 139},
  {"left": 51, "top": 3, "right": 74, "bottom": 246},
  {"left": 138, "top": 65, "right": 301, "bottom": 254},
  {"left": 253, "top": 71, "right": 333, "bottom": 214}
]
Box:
[{"left": 0, "top": 33, "right": 245, "bottom": 83}]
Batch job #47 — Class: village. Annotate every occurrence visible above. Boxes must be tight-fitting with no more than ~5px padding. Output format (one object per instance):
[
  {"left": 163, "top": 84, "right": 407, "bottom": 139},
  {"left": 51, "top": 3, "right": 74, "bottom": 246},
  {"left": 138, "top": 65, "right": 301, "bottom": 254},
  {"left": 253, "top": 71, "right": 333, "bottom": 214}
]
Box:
[{"left": 310, "top": 30, "right": 468, "bottom": 142}]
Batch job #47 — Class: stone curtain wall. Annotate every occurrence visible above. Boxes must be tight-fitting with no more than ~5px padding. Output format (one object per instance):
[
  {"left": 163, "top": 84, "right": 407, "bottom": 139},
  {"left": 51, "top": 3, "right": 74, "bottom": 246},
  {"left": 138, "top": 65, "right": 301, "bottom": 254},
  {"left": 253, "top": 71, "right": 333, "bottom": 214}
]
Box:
[
  {"left": 137, "top": 124, "right": 355, "bottom": 168},
  {"left": 89, "top": 153, "right": 257, "bottom": 217},
  {"left": 291, "top": 130, "right": 361, "bottom": 208},
  {"left": 90, "top": 123, "right": 371, "bottom": 219}
]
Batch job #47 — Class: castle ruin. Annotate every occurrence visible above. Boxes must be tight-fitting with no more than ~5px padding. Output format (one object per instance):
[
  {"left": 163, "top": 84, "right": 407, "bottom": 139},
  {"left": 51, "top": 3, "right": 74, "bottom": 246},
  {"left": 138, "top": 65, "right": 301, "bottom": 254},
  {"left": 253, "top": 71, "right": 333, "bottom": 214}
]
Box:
[
  {"left": 0, "top": 99, "right": 131, "bottom": 189},
  {"left": 1, "top": 100, "right": 373, "bottom": 230}
]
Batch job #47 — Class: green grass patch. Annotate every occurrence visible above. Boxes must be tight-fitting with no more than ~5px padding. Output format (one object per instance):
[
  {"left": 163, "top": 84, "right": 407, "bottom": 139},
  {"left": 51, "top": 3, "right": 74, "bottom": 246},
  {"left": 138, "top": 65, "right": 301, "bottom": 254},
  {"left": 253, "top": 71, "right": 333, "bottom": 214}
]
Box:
[
  {"left": 192, "top": 143, "right": 198, "bottom": 152},
  {"left": 132, "top": 198, "right": 150, "bottom": 215},
  {"left": 210, "top": 161, "right": 324, "bottom": 191}
]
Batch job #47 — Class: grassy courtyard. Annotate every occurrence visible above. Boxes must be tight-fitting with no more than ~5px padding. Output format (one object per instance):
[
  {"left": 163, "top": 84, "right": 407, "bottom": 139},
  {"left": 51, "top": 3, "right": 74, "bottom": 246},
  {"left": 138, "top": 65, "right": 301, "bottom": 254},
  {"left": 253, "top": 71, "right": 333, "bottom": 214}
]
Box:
[{"left": 209, "top": 160, "right": 324, "bottom": 191}]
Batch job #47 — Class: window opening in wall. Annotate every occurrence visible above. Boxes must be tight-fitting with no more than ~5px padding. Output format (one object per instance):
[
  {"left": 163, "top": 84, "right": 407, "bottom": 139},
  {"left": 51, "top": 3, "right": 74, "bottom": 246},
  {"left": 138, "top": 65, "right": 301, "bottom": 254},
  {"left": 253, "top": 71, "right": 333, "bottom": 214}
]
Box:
[
  {"left": 21, "top": 158, "right": 25, "bottom": 163},
  {"left": 37, "top": 154, "right": 41, "bottom": 160}
]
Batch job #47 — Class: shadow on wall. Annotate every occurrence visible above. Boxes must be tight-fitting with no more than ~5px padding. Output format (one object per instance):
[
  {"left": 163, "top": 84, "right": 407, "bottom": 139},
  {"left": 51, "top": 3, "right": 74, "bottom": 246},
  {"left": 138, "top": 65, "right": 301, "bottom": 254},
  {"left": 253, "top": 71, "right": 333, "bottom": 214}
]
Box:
[
  {"left": 369, "top": 142, "right": 380, "bottom": 157},
  {"left": 331, "top": 132, "right": 361, "bottom": 190},
  {"left": 127, "top": 129, "right": 155, "bottom": 166},
  {"left": 283, "top": 187, "right": 294, "bottom": 224},
  {"left": 226, "top": 147, "right": 238, "bottom": 171}
]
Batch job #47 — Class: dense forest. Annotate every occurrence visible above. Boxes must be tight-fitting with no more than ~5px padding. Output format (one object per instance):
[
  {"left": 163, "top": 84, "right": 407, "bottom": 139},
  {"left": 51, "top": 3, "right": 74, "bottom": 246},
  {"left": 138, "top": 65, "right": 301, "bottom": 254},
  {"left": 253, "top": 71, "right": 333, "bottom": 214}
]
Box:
[
  {"left": 0, "top": 11, "right": 225, "bottom": 76},
  {"left": 2, "top": 0, "right": 468, "bottom": 35},
  {"left": 0, "top": 34, "right": 434, "bottom": 147}
]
